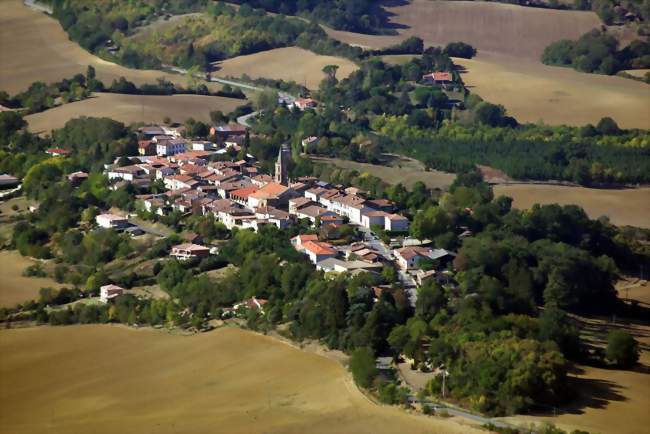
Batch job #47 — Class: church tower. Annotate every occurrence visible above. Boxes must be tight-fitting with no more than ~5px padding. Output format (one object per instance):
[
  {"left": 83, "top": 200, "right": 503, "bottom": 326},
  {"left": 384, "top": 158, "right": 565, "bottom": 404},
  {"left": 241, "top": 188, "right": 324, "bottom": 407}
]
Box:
[{"left": 274, "top": 144, "right": 291, "bottom": 185}]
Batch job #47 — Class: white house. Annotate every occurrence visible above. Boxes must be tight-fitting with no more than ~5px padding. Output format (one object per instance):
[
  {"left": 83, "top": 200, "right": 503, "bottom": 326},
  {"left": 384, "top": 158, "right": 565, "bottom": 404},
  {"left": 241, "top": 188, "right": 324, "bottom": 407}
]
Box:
[
  {"left": 301, "top": 241, "right": 338, "bottom": 264},
  {"left": 170, "top": 243, "right": 210, "bottom": 260},
  {"left": 394, "top": 246, "right": 435, "bottom": 270},
  {"left": 156, "top": 139, "right": 187, "bottom": 156},
  {"left": 100, "top": 284, "right": 124, "bottom": 303},
  {"left": 96, "top": 213, "right": 129, "bottom": 229}
]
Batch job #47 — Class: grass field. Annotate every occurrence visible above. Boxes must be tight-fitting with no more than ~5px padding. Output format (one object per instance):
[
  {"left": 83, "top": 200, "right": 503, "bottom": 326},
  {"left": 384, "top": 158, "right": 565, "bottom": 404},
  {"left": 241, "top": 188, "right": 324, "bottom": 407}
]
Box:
[
  {"left": 494, "top": 184, "right": 650, "bottom": 229},
  {"left": 0, "top": 250, "right": 63, "bottom": 308},
  {"left": 311, "top": 155, "right": 456, "bottom": 190},
  {"left": 25, "top": 93, "right": 243, "bottom": 134},
  {"left": 454, "top": 55, "right": 650, "bottom": 129},
  {"left": 0, "top": 0, "right": 222, "bottom": 94},
  {"left": 212, "top": 47, "right": 358, "bottom": 90},
  {"left": 621, "top": 69, "right": 650, "bottom": 78},
  {"left": 0, "top": 325, "right": 484, "bottom": 434}
]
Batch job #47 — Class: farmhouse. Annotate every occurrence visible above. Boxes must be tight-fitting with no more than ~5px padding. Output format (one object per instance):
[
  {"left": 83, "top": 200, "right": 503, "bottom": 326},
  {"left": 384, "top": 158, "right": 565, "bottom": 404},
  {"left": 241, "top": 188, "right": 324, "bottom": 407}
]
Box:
[
  {"left": 0, "top": 174, "right": 20, "bottom": 187},
  {"left": 170, "top": 243, "right": 210, "bottom": 260},
  {"left": 96, "top": 213, "right": 129, "bottom": 229},
  {"left": 100, "top": 284, "right": 124, "bottom": 303},
  {"left": 291, "top": 97, "right": 318, "bottom": 111},
  {"left": 46, "top": 148, "right": 70, "bottom": 157},
  {"left": 291, "top": 234, "right": 319, "bottom": 251},
  {"left": 422, "top": 71, "right": 452, "bottom": 85}
]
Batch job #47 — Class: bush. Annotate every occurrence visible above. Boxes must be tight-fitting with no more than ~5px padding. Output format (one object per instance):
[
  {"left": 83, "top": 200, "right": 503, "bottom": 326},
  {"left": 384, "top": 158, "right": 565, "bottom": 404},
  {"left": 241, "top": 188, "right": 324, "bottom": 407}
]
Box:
[
  {"left": 444, "top": 41, "right": 477, "bottom": 59},
  {"left": 606, "top": 330, "right": 639, "bottom": 368}
]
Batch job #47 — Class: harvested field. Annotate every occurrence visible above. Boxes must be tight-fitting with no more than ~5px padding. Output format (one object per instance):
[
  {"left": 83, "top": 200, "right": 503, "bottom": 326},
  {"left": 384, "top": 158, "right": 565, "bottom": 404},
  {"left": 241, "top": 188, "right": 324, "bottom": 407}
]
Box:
[
  {"left": 324, "top": 0, "right": 600, "bottom": 60},
  {"left": 311, "top": 155, "right": 456, "bottom": 190},
  {"left": 212, "top": 47, "right": 358, "bottom": 90},
  {"left": 0, "top": 0, "right": 222, "bottom": 94},
  {"left": 25, "top": 93, "right": 242, "bottom": 134},
  {"left": 323, "top": 0, "right": 650, "bottom": 128},
  {"left": 0, "top": 250, "right": 63, "bottom": 307},
  {"left": 0, "top": 325, "right": 484, "bottom": 434},
  {"left": 494, "top": 184, "right": 650, "bottom": 229},
  {"left": 455, "top": 55, "right": 650, "bottom": 129},
  {"left": 622, "top": 69, "right": 650, "bottom": 78}
]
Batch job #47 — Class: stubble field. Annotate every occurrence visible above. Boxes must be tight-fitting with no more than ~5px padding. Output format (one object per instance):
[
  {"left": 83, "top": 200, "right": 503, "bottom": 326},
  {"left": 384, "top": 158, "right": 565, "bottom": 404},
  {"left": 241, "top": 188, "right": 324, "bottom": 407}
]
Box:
[
  {"left": 0, "top": 250, "right": 63, "bottom": 308},
  {"left": 494, "top": 184, "right": 650, "bottom": 229},
  {"left": 0, "top": 0, "right": 223, "bottom": 94},
  {"left": 0, "top": 325, "right": 484, "bottom": 434},
  {"left": 25, "top": 93, "right": 244, "bottom": 134},
  {"left": 323, "top": 0, "right": 650, "bottom": 128},
  {"left": 212, "top": 47, "right": 358, "bottom": 90}
]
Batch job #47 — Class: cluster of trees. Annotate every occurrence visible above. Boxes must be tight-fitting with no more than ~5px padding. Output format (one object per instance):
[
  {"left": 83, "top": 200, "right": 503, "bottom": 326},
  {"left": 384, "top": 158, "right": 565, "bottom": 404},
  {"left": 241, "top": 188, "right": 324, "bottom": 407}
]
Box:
[
  {"left": 229, "top": 0, "right": 392, "bottom": 34},
  {"left": 373, "top": 114, "right": 650, "bottom": 184},
  {"left": 542, "top": 29, "right": 650, "bottom": 75}
]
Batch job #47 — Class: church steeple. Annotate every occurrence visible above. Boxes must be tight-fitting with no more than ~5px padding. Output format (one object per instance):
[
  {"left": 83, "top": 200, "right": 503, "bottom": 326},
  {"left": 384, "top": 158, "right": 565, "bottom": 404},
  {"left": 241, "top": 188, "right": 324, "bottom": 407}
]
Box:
[{"left": 274, "top": 144, "right": 291, "bottom": 185}]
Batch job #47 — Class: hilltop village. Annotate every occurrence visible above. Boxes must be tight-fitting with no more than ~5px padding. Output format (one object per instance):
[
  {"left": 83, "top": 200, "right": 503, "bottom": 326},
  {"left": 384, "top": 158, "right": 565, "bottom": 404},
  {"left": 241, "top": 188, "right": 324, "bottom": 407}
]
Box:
[{"left": 93, "top": 120, "right": 456, "bottom": 309}]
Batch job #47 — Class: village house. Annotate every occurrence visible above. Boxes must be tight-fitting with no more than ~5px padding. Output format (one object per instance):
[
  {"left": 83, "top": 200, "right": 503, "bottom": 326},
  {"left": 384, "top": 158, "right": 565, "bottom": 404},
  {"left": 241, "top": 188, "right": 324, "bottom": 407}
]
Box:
[
  {"left": 291, "top": 234, "right": 319, "bottom": 251},
  {"left": 0, "top": 174, "right": 19, "bottom": 187},
  {"left": 288, "top": 196, "right": 315, "bottom": 214},
  {"left": 96, "top": 213, "right": 129, "bottom": 229},
  {"left": 301, "top": 240, "right": 338, "bottom": 264},
  {"left": 301, "top": 136, "right": 320, "bottom": 152},
  {"left": 107, "top": 165, "right": 146, "bottom": 182},
  {"left": 296, "top": 205, "right": 337, "bottom": 224},
  {"left": 248, "top": 182, "right": 295, "bottom": 209},
  {"left": 316, "top": 258, "right": 383, "bottom": 274},
  {"left": 67, "top": 171, "right": 88, "bottom": 185},
  {"left": 46, "top": 148, "right": 70, "bottom": 157},
  {"left": 291, "top": 97, "right": 317, "bottom": 111},
  {"left": 138, "top": 139, "right": 156, "bottom": 156},
  {"left": 222, "top": 296, "right": 268, "bottom": 317},
  {"left": 100, "top": 284, "right": 124, "bottom": 303},
  {"left": 156, "top": 139, "right": 187, "bottom": 156},
  {"left": 422, "top": 71, "right": 453, "bottom": 86},
  {"left": 170, "top": 243, "right": 210, "bottom": 260},
  {"left": 394, "top": 246, "right": 436, "bottom": 270},
  {"left": 210, "top": 124, "right": 247, "bottom": 142},
  {"left": 254, "top": 207, "right": 292, "bottom": 229}
]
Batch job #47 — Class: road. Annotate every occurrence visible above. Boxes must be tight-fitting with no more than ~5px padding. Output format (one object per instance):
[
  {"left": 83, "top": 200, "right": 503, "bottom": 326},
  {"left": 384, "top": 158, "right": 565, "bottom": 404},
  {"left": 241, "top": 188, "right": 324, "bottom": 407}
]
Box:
[
  {"left": 127, "top": 216, "right": 172, "bottom": 237},
  {"left": 23, "top": 0, "right": 52, "bottom": 14}
]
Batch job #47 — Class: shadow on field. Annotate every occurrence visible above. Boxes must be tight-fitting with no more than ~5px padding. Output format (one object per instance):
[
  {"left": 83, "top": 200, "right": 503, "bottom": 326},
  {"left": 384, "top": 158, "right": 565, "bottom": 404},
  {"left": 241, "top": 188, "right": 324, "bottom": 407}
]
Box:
[
  {"left": 378, "top": 0, "right": 410, "bottom": 32},
  {"left": 562, "top": 376, "right": 627, "bottom": 414}
]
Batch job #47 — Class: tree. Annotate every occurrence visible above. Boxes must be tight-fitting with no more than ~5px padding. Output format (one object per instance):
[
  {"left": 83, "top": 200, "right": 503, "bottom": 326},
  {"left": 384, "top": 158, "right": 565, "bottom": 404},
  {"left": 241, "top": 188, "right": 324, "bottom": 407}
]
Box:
[
  {"left": 596, "top": 117, "right": 621, "bottom": 135},
  {"left": 322, "top": 64, "right": 339, "bottom": 80},
  {"left": 349, "top": 347, "right": 377, "bottom": 388},
  {"left": 606, "top": 330, "right": 639, "bottom": 368}
]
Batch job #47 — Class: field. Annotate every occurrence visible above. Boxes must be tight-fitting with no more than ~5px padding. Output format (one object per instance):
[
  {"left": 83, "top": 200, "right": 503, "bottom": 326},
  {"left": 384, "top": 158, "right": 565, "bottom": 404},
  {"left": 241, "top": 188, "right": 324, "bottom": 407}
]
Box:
[
  {"left": 324, "top": 0, "right": 599, "bottom": 59},
  {"left": 212, "top": 47, "right": 358, "bottom": 90},
  {"left": 25, "top": 93, "right": 243, "bottom": 134},
  {"left": 454, "top": 55, "right": 650, "bottom": 129},
  {"left": 0, "top": 325, "right": 483, "bottom": 434},
  {"left": 0, "top": 250, "right": 64, "bottom": 308},
  {"left": 494, "top": 184, "right": 650, "bottom": 229},
  {"left": 0, "top": 0, "right": 222, "bottom": 94},
  {"left": 621, "top": 68, "right": 650, "bottom": 78},
  {"left": 310, "top": 155, "right": 456, "bottom": 190},
  {"left": 322, "top": 0, "right": 650, "bottom": 128}
]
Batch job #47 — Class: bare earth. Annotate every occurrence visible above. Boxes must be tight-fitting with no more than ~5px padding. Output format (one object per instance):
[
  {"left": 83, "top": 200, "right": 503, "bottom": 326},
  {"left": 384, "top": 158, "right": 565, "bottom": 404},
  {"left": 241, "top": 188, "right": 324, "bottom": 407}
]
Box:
[
  {"left": 0, "top": 0, "right": 222, "bottom": 94},
  {"left": 25, "top": 93, "right": 244, "bottom": 134},
  {"left": 213, "top": 47, "right": 358, "bottom": 90},
  {"left": 0, "top": 250, "right": 63, "bottom": 308},
  {"left": 494, "top": 184, "right": 650, "bottom": 229},
  {"left": 310, "top": 156, "right": 456, "bottom": 190},
  {"left": 323, "top": 0, "right": 650, "bottom": 128},
  {"left": 0, "top": 325, "right": 484, "bottom": 434},
  {"left": 455, "top": 55, "right": 650, "bottom": 129}
]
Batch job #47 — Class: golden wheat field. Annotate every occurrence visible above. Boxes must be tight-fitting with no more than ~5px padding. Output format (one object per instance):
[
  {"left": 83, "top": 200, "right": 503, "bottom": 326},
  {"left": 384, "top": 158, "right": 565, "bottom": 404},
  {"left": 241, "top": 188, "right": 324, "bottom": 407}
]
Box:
[
  {"left": 0, "top": 250, "right": 64, "bottom": 308},
  {"left": 455, "top": 55, "right": 650, "bottom": 129},
  {"left": 322, "top": 0, "right": 650, "bottom": 128},
  {"left": 212, "top": 47, "right": 358, "bottom": 90},
  {"left": 0, "top": 0, "right": 223, "bottom": 94},
  {"left": 25, "top": 93, "right": 244, "bottom": 134},
  {"left": 0, "top": 325, "right": 484, "bottom": 434},
  {"left": 494, "top": 184, "right": 650, "bottom": 229}
]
